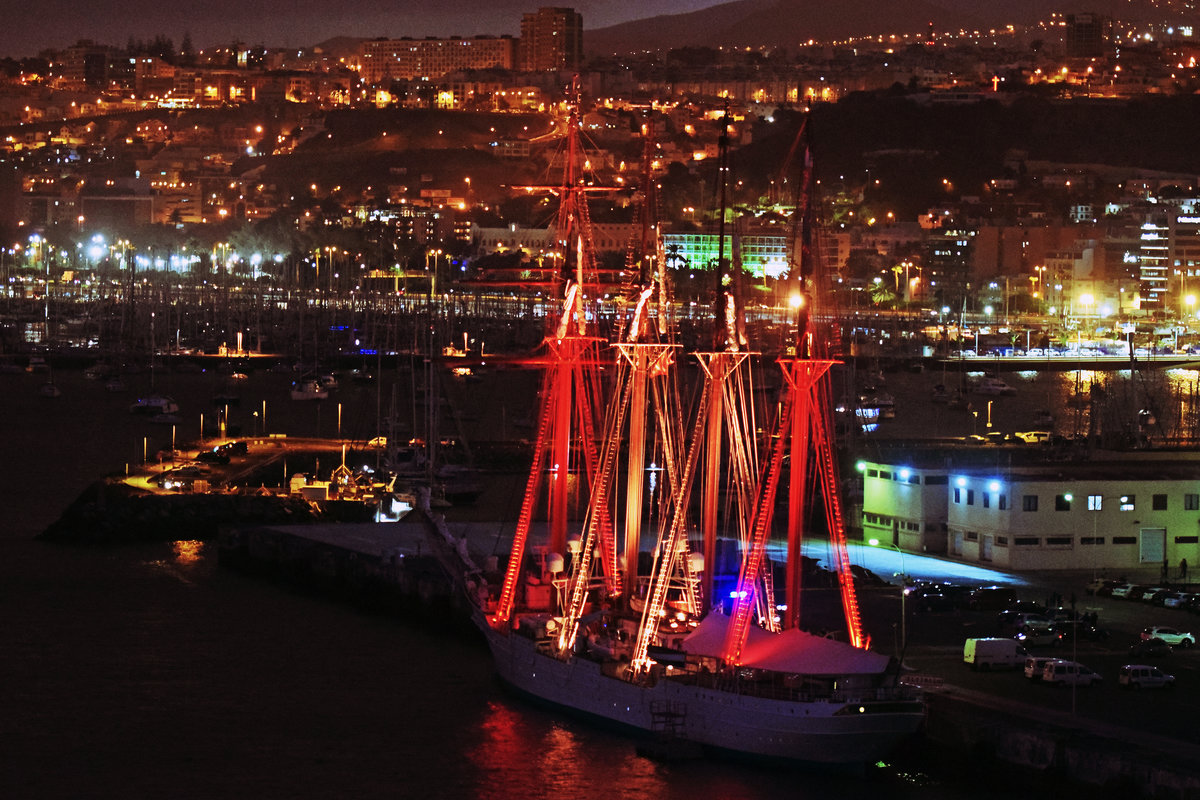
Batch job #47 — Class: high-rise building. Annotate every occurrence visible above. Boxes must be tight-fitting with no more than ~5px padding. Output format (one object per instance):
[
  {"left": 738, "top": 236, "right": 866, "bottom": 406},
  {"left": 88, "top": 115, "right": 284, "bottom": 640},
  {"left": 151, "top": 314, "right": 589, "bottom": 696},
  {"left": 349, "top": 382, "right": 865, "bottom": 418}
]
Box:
[
  {"left": 361, "top": 36, "right": 517, "bottom": 84},
  {"left": 520, "top": 7, "right": 582, "bottom": 72},
  {"left": 1065, "top": 13, "right": 1110, "bottom": 59}
]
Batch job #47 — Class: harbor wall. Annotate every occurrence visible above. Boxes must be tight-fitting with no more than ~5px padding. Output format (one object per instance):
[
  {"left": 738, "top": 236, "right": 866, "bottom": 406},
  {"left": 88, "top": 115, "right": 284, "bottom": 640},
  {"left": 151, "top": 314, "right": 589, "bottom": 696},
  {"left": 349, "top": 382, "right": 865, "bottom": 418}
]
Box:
[
  {"left": 216, "top": 520, "right": 475, "bottom": 628},
  {"left": 921, "top": 688, "right": 1200, "bottom": 799}
]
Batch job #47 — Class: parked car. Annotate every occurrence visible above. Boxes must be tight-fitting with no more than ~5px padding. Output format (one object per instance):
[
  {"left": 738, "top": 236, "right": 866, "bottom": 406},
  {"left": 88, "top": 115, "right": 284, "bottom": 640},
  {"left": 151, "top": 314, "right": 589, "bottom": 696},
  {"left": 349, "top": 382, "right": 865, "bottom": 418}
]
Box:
[
  {"left": 1118, "top": 664, "right": 1175, "bottom": 690},
  {"left": 1110, "top": 583, "right": 1138, "bottom": 599},
  {"left": 1015, "top": 625, "right": 1062, "bottom": 647},
  {"left": 1060, "top": 623, "right": 1110, "bottom": 642},
  {"left": 217, "top": 440, "right": 249, "bottom": 457},
  {"left": 997, "top": 610, "right": 1051, "bottom": 629},
  {"left": 197, "top": 448, "right": 231, "bottom": 465},
  {"left": 1160, "top": 592, "right": 1187, "bottom": 609},
  {"left": 1042, "top": 660, "right": 1101, "bottom": 686},
  {"left": 1086, "top": 578, "right": 1122, "bottom": 596},
  {"left": 969, "top": 586, "right": 1018, "bottom": 611},
  {"left": 1138, "top": 587, "right": 1168, "bottom": 603},
  {"left": 1129, "top": 638, "right": 1173, "bottom": 658},
  {"left": 1141, "top": 627, "right": 1195, "bottom": 647}
]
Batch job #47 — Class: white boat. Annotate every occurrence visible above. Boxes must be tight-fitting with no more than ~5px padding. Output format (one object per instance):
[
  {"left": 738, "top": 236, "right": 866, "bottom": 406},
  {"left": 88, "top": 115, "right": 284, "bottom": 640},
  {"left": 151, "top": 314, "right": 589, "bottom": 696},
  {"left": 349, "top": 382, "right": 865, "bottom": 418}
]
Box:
[
  {"left": 457, "top": 96, "right": 922, "bottom": 770},
  {"left": 129, "top": 394, "right": 180, "bottom": 415},
  {"left": 472, "top": 609, "right": 923, "bottom": 769},
  {"left": 290, "top": 380, "right": 328, "bottom": 401},
  {"left": 973, "top": 376, "right": 1016, "bottom": 396},
  {"left": 859, "top": 391, "right": 895, "bottom": 419}
]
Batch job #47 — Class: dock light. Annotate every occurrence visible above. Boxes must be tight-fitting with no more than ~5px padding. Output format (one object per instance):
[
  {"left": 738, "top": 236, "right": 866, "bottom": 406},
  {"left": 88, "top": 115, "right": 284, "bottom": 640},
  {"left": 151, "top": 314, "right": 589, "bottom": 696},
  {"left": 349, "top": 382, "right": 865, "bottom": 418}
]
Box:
[
  {"left": 955, "top": 476, "right": 967, "bottom": 487},
  {"left": 989, "top": 481, "right": 1001, "bottom": 492},
  {"left": 1064, "top": 494, "right": 1073, "bottom": 502},
  {"left": 856, "top": 461, "right": 867, "bottom": 472},
  {"left": 898, "top": 468, "right": 911, "bottom": 480},
  {"left": 789, "top": 292, "right": 804, "bottom": 308}
]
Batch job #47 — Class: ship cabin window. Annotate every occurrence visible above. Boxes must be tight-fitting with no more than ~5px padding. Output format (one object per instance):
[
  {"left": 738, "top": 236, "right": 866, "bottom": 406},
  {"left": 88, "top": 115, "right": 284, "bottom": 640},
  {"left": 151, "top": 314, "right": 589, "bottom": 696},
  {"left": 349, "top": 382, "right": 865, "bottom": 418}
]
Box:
[
  {"left": 1022, "top": 495, "right": 1039, "bottom": 512},
  {"left": 1153, "top": 494, "right": 1167, "bottom": 511},
  {"left": 1088, "top": 495, "right": 1102, "bottom": 510},
  {"left": 1186, "top": 494, "right": 1200, "bottom": 511},
  {"left": 998, "top": 495, "right": 1008, "bottom": 510}
]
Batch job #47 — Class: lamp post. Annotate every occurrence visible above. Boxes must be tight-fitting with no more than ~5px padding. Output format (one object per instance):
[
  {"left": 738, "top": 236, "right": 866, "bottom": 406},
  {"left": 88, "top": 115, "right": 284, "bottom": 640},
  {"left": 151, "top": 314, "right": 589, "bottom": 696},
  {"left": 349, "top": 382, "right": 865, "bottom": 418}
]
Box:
[{"left": 869, "top": 538, "right": 908, "bottom": 657}]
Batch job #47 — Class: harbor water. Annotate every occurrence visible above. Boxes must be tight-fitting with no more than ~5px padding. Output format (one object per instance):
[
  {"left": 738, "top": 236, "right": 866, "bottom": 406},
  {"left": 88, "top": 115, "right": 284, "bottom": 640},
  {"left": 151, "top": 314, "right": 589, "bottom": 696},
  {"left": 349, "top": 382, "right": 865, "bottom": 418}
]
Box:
[{"left": 0, "top": 361, "right": 1150, "bottom": 798}]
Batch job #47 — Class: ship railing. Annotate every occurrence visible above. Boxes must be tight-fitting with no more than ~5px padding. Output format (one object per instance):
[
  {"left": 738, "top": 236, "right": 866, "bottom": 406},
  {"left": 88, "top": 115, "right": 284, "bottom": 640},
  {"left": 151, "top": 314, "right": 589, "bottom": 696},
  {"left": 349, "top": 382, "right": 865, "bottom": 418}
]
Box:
[{"left": 666, "top": 669, "right": 920, "bottom": 704}]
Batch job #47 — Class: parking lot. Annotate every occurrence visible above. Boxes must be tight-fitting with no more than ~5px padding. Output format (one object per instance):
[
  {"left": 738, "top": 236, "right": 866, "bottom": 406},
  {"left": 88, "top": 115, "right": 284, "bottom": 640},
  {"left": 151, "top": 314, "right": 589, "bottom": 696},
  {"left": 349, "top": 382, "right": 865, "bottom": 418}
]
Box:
[{"left": 841, "top": 551, "right": 1200, "bottom": 742}]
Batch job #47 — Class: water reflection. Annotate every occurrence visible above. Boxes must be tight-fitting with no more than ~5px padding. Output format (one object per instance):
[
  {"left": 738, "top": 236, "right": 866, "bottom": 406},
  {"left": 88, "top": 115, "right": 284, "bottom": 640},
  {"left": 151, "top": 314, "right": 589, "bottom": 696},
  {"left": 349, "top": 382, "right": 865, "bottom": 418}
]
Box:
[{"left": 173, "top": 539, "right": 205, "bottom": 565}]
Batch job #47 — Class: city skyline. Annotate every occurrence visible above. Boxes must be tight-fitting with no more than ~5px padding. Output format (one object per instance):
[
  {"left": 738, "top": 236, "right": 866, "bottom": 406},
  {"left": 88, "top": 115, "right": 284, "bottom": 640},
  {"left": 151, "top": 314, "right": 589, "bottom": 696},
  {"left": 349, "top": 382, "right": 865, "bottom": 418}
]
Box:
[{"left": 1, "top": 0, "right": 716, "bottom": 58}]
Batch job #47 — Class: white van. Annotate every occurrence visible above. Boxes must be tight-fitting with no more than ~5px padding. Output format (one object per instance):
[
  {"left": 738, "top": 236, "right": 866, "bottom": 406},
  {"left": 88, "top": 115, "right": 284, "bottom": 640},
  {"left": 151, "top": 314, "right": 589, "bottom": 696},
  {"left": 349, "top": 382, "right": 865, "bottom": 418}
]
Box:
[
  {"left": 964, "top": 638, "right": 1028, "bottom": 670},
  {"left": 1042, "top": 660, "right": 1101, "bottom": 686},
  {"left": 1118, "top": 664, "right": 1175, "bottom": 689}
]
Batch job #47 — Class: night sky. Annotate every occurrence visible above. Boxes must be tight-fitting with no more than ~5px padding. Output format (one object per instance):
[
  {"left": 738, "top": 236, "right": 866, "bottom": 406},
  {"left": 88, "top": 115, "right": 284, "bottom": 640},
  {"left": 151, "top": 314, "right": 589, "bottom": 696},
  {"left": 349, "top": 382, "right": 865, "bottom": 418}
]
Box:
[{"left": 2, "top": 0, "right": 719, "bottom": 58}]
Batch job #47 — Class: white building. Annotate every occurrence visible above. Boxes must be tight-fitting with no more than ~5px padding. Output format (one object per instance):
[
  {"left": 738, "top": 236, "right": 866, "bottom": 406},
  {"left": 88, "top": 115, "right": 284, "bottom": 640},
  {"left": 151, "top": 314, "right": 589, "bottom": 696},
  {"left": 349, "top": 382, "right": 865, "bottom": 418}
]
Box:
[{"left": 859, "top": 456, "right": 1200, "bottom": 573}]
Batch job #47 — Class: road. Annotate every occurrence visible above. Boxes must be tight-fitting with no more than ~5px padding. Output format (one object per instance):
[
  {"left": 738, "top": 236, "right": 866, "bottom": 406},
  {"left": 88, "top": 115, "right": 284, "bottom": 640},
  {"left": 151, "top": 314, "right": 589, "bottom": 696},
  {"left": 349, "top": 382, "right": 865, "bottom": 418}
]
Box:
[{"left": 836, "top": 546, "right": 1200, "bottom": 745}]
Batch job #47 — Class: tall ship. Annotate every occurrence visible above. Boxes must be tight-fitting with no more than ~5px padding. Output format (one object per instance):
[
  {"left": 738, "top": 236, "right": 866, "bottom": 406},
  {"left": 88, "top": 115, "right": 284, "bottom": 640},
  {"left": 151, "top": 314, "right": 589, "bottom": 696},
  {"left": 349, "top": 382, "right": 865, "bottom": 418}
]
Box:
[{"left": 458, "top": 86, "right": 924, "bottom": 769}]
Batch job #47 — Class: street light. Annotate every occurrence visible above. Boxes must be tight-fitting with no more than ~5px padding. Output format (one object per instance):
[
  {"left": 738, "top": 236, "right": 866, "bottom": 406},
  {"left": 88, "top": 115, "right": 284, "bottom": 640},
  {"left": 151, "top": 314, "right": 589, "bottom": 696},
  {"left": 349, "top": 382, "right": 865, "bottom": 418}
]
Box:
[{"left": 868, "top": 537, "right": 908, "bottom": 658}]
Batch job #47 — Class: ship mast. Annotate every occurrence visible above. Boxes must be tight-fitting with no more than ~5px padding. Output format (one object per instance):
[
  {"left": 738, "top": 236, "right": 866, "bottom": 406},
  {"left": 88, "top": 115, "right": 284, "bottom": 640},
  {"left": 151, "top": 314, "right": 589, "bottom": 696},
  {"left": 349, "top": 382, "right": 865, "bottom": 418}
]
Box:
[
  {"left": 722, "top": 117, "right": 867, "bottom": 661},
  {"left": 490, "top": 79, "right": 612, "bottom": 630}
]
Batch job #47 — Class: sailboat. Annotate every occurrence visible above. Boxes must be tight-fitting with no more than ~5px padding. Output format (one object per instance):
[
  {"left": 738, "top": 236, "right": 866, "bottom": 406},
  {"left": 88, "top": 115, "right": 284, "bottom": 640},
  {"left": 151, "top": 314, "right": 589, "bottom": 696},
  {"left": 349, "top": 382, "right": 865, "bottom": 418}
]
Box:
[{"left": 456, "top": 100, "right": 922, "bottom": 769}]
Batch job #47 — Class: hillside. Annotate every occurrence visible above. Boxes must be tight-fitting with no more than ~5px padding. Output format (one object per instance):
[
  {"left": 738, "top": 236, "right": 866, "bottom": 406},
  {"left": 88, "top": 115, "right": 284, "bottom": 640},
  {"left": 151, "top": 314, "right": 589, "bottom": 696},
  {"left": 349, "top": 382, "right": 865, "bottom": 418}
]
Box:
[{"left": 585, "top": 0, "right": 1198, "bottom": 55}]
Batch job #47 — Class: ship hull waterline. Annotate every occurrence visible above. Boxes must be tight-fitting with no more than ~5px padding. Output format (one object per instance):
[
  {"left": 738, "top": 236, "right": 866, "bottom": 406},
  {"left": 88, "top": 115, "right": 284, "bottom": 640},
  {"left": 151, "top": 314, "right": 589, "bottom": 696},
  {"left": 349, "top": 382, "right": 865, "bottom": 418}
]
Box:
[{"left": 479, "top": 621, "right": 925, "bottom": 770}]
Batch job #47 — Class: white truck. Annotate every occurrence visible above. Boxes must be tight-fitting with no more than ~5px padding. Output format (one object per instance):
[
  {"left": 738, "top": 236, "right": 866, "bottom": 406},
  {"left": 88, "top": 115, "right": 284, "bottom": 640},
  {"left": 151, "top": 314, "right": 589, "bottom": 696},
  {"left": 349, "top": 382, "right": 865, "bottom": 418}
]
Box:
[{"left": 963, "top": 637, "right": 1029, "bottom": 671}]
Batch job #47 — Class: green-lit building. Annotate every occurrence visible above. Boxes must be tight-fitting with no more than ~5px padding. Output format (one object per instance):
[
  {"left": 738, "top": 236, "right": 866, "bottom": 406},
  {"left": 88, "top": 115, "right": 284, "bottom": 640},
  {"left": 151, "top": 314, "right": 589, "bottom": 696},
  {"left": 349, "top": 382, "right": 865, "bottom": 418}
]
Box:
[{"left": 661, "top": 232, "right": 791, "bottom": 279}]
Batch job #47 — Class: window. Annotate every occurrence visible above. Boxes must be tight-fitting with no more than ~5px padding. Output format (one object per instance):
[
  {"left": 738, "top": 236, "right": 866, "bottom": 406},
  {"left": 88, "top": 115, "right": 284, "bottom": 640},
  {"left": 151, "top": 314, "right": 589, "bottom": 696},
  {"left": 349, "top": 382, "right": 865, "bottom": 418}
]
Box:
[
  {"left": 1023, "top": 495, "right": 1039, "bottom": 512},
  {"left": 908, "top": 474, "right": 920, "bottom": 485},
  {"left": 966, "top": 531, "right": 978, "bottom": 541},
  {"left": 999, "top": 495, "right": 1008, "bottom": 510},
  {"left": 1186, "top": 494, "right": 1200, "bottom": 511},
  {"left": 997, "top": 536, "right": 1008, "bottom": 546},
  {"left": 953, "top": 488, "right": 961, "bottom": 504},
  {"left": 867, "top": 469, "right": 878, "bottom": 477},
  {"left": 983, "top": 493, "right": 990, "bottom": 509},
  {"left": 1112, "top": 536, "right": 1137, "bottom": 544},
  {"left": 1153, "top": 494, "right": 1167, "bottom": 511},
  {"left": 967, "top": 489, "right": 975, "bottom": 506},
  {"left": 1087, "top": 495, "right": 1102, "bottom": 511},
  {"left": 1014, "top": 537, "right": 1040, "bottom": 545},
  {"left": 1055, "top": 494, "right": 1072, "bottom": 511},
  {"left": 1120, "top": 495, "right": 1135, "bottom": 511},
  {"left": 1176, "top": 536, "right": 1199, "bottom": 544},
  {"left": 879, "top": 472, "right": 891, "bottom": 480},
  {"left": 1081, "top": 537, "right": 1104, "bottom": 545},
  {"left": 1046, "top": 537, "right": 1073, "bottom": 546}
]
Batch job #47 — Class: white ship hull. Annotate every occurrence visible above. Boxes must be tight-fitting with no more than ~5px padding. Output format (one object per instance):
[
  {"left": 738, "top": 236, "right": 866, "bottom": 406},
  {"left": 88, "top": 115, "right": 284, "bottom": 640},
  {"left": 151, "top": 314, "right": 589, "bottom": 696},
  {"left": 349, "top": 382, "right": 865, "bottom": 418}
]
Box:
[{"left": 478, "top": 620, "right": 924, "bottom": 768}]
